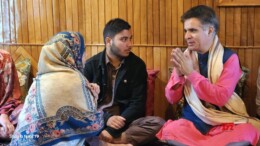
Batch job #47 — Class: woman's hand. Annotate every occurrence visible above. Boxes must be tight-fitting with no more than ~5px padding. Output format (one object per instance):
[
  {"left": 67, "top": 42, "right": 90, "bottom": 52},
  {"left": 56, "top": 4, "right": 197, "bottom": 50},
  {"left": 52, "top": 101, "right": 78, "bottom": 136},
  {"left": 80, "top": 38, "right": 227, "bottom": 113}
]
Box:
[
  {"left": 0, "top": 114, "right": 14, "bottom": 138},
  {"left": 87, "top": 83, "right": 100, "bottom": 102}
]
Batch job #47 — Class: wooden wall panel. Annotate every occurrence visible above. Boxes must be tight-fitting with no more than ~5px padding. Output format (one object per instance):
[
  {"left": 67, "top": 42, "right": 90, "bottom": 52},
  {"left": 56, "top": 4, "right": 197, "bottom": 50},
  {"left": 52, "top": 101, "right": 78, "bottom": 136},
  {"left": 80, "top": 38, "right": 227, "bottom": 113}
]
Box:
[
  {"left": 85, "top": 0, "right": 91, "bottom": 44},
  {"left": 171, "top": 0, "right": 178, "bottom": 45},
  {"left": 153, "top": 0, "right": 159, "bottom": 45},
  {"left": 177, "top": 0, "right": 184, "bottom": 45},
  {"left": 226, "top": 8, "right": 234, "bottom": 46},
  {"left": 46, "top": 0, "right": 54, "bottom": 37},
  {"left": 126, "top": 0, "right": 133, "bottom": 30},
  {"left": 141, "top": 0, "right": 147, "bottom": 44},
  {"left": 52, "top": 0, "right": 60, "bottom": 34},
  {"left": 165, "top": 0, "right": 171, "bottom": 44},
  {"left": 111, "top": 0, "right": 118, "bottom": 17},
  {"left": 192, "top": 0, "right": 199, "bottom": 7},
  {"left": 78, "top": 0, "right": 85, "bottom": 39},
  {"left": 159, "top": 0, "right": 166, "bottom": 44},
  {"left": 234, "top": 8, "right": 241, "bottom": 46},
  {"left": 1, "top": 0, "right": 260, "bottom": 118},
  {"left": 98, "top": 0, "right": 105, "bottom": 44},
  {"left": 91, "top": 0, "right": 98, "bottom": 44},
  {"left": 72, "top": 0, "right": 79, "bottom": 31},
  {"left": 59, "top": 0, "right": 66, "bottom": 31},
  {"left": 153, "top": 47, "right": 162, "bottom": 116},
  {"left": 33, "top": 0, "right": 41, "bottom": 43},
  {"left": 239, "top": 7, "right": 247, "bottom": 67},
  {"left": 133, "top": 0, "right": 141, "bottom": 44},
  {"left": 160, "top": 47, "right": 168, "bottom": 118},
  {"left": 246, "top": 8, "right": 255, "bottom": 113},
  {"left": 39, "top": 0, "right": 48, "bottom": 43},
  {"left": 219, "top": 7, "right": 226, "bottom": 44},
  {"left": 146, "top": 47, "right": 153, "bottom": 69}
]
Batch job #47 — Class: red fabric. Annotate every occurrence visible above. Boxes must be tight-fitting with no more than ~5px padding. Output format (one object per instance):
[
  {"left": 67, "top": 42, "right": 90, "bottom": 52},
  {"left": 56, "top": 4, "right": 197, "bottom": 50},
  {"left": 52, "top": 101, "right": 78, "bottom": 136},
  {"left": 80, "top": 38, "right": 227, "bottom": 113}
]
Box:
[
  {"left": 146, "top": 69, "right": 159, "bottom": 116},
  {"left": 0, "top": 50, "right": 21, "bottom": 115},
  {"left": 156, "top": 119, "right": 259, "bottom": 146}
]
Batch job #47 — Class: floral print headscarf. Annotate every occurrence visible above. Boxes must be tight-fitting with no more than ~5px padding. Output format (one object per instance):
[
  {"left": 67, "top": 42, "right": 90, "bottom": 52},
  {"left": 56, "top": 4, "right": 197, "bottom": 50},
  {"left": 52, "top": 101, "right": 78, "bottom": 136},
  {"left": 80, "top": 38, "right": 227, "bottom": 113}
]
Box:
[{"left": 45, "top": 32, "right": 85, "bottom": 72}]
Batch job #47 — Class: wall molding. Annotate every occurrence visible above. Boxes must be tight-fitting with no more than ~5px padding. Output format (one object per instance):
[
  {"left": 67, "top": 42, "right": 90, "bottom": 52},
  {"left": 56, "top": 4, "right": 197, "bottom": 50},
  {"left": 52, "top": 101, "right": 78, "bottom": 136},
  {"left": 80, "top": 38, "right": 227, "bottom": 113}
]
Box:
[
  {"left": 1, "top": 43, "right": 260, "bottom": 49},
  {"left": 218, "top": 0, "right": 260, "bottom": 6}
]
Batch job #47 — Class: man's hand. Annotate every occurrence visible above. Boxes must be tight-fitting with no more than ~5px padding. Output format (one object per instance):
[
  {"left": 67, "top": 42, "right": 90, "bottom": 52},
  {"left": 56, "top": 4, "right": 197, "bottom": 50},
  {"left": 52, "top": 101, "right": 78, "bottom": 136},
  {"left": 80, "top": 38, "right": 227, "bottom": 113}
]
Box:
[
  {"left": 99, "top": 130, "right": 113, "bottom": 143},
  {"left": 107, "top": 116, "right": 126, "bottom": 129},
  {"left": 171, "top": 48, "right": 184, "bottom": 76},
  {"left": 171, "top": 48, "right": 194, "bottom": 76},
  {"left": 0, "top": 114, "right": 14, "bottom": 137}
]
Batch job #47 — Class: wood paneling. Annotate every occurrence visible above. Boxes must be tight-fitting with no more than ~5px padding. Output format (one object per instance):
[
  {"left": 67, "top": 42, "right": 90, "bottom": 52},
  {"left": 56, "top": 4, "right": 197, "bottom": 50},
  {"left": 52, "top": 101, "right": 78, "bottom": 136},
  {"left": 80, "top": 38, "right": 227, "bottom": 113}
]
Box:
[
  {"left": 1, "top": 0, "right": 260, "bottom": 118},
  {"left": 219, "top": 0, "right": 260, "bottom": 6}
]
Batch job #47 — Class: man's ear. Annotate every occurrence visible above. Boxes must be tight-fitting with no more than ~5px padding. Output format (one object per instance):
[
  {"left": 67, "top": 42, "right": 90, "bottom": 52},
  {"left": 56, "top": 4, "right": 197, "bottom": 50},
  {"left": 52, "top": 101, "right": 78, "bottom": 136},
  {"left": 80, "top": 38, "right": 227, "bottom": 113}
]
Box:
[
  {"left": 105, "top": 37, "right": 112, "bottom": 46},
  {"left": 208, "top": 26, "right": 214, "bottom": 36}
]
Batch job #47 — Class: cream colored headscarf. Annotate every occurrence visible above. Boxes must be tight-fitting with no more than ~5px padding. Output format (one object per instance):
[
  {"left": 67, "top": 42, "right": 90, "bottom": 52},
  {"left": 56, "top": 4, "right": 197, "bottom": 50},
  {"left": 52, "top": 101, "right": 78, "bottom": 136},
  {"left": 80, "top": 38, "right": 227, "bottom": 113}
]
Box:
[
  {"left": 11, "top": 32, "right": 103, "bottom": 146},
  {"left": 184, "top": 35, "right": 260, "bottom": 131}
]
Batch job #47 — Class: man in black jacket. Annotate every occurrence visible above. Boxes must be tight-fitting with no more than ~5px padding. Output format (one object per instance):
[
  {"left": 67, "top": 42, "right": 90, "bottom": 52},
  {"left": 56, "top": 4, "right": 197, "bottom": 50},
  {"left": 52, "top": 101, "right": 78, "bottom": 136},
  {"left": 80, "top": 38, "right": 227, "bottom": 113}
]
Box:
[{"left": 84, "top": 18, "right": 164, "bottom": 146}]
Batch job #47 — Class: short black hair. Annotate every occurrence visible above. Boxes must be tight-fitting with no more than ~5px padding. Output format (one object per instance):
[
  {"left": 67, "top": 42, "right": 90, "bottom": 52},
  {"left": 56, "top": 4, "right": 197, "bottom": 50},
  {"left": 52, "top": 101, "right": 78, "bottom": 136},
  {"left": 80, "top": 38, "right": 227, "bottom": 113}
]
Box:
[
  {"left": 181, "top": 5, "right": 219, "bottom": 33},
  {"left": 103, "top": 18, "right": 131, "bottom": 43}
]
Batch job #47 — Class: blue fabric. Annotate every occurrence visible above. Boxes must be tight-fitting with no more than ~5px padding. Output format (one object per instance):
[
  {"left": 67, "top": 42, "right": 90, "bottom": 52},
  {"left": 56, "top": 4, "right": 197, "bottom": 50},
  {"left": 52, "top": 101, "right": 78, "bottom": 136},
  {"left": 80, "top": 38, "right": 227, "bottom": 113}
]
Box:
[
  {"left": 182, "top": 103, "right": 212, "bottom": 135},
  {"left": 13, "top": 108, "right": 103, "bottom": 146}
]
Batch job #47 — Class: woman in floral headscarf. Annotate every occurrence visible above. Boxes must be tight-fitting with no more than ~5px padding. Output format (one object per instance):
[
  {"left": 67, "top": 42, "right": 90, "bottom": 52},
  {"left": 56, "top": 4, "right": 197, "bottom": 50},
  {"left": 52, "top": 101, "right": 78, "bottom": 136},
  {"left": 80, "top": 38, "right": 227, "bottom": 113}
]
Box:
[
  {"left": 0, "top": 50, "right": 22, "bottom": 140},
  {"left": 10, "top": 32, "right": 104, "bottom": 146}
]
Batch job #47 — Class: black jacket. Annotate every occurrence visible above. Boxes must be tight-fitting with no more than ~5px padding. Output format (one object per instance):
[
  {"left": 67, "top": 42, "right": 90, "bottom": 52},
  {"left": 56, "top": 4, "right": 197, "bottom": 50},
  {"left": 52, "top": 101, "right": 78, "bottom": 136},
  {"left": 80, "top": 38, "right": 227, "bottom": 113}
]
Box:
[{"left": 83, "top": 49, "right": 147, "bottom": 137}]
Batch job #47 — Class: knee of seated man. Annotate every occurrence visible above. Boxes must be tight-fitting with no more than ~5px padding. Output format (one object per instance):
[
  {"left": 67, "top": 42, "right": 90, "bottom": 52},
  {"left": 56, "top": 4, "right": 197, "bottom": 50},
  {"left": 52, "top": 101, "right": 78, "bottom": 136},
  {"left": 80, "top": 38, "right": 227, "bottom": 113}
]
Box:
[
  {"left": 146, "top": 116, "right": 165, "bottom": 128},
  {"left": 124, "top": 116, "right": 165, "bottom": 146},
  {"left": 135, "top": 116, "right": 165, "bottom": 125},
  {"left": 131, "top": 116, "right": 165, "bottom": 132}
]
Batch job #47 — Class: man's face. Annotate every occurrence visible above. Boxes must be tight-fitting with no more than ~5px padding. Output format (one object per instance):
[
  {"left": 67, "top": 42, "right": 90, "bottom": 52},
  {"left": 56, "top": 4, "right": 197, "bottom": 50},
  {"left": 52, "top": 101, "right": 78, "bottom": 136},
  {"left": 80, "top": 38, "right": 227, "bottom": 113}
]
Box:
[
  {"left": 184, "top": 18, "right": 211, "bottom": 53},
  {"left": 110, "top": 29, "right": 132, "bottom": 58}
]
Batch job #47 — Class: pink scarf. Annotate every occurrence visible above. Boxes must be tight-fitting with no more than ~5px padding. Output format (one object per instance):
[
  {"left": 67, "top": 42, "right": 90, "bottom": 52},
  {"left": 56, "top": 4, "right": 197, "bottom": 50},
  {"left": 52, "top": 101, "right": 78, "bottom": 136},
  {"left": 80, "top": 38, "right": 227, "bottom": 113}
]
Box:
[{"left": 0, "top": 49, "right": 21, "bottom": 116}]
